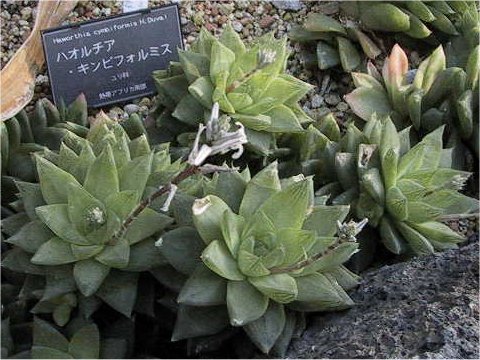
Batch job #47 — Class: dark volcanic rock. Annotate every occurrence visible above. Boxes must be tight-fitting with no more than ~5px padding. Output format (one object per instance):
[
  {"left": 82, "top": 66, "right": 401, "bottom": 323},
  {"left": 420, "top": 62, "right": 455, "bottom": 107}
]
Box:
[{"left": 287, "top": 241, "right": 479, "bottom": 359}]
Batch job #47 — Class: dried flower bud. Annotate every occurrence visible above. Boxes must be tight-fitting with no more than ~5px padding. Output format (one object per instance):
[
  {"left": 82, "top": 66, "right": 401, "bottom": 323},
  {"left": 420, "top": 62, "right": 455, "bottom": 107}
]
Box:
[{"left": 336, "top": 218, "right": 368, "bottom": 242}]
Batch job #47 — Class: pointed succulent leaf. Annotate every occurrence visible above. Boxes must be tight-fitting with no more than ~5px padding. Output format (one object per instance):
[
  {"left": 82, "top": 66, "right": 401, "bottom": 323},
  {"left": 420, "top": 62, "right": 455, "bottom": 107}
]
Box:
[
  {"left": 14, "top": 181, "right": 45, "bottom": 220},
  {"left": 304, "top": 12, "right": 347, "bottom": 35},
  {"left": 411, "top": 221, "right": 464, "bottom": 244},
  {"left": 96, "top": 270, "right": 139, "bottom": 317},
  {"left": 337, "top": 37, "right": 361, "bottom": 72},
  {"left": 466, "top": 45, "right": 479, "bottom": 91},
  {"left": 84, "top": 144, "right": 119, "bottom": 202},
  {"left": 201, "top": 240, "right": 245, "bottom": 281},
  {"left": 157, "top": 226, "right": 205, "bottom": 275},
  {"left": 227, "top": 280, "right": 269, "bottom": 326},
  {"left": 316, "top": 41, "right": 340, "bottom": 70},
  {"left": 171, "top": 305, "right": 229, "bottom": 341},
  {"left": 239, "top": 162, "right": 281, "bottom": 218},
  {"left": 237, "top": 248, "right": 271, "bottom": 277},
  {"left": 244, "top": 302, "right": 286, "bottom": 354},
  {"left": 292, "top": 272, "right": 353, "bottom": 311},
  {"left": 379, "top": 217, "right": 407, "bottom": 254},
  {"left": 276, "top": 228, "right": 316, "bottom": 267},
  {"left": 32, "top": 346, "right": 73, "bottom": 359},
  {"left": 192, "top": 195, "right": 231, "bottom": 244},
  {"left": 118, "top": 152, "right": 153, "bottom": 197},
  {"left": 250, "top": 177, "right": 312, "bottom": 236},
  {"left": 104, "top": 190, "right": 139, "bottom": 220},
  {"left": 95, "top": 238, "right": 130, "bottom": 268},
  {"left": 31, "top": 237, "right": 77, "bottom": 265},
  {"left": 36, "top": 155, "right": 81, "bottom": 204},
  {"left": 303, "top": 242, "right": 359, "bottom": 275},
  {"left": 5, "top": 221, "right": 51, "bottom": 254},
  {"left": 178, "top": 264, "right": 227, "bottom": 306},
  {"left": 33, "top": 317, "right": 69, "bottom": 351},
  {"left": 422, "top": 46, "right": 446, "bottom": 92},
  {"left": 189, "top": 76, "right": 214, "bottom": 108},
  {"left": 303, "top": 205, "right": 350, "bottom": 237},
  {"left": 345, "top": 87, "right": 393, "bottom": 121},
  {"left": 219, "top": 23, "right": 246, "bottom": 56},
  {"left": 68, "top": 324, "right": 100, "bottom": 359},
  {"left": 265, "top": 105, "right": 303, "bottom": 133},
  {"left": 423, "top": 190, "right": 479, "bottom": 215},
  {"left": 124, "top": 208, "right": 173, "bottom": 245},
  {"left": 36, "top": 204, "right": 90, "bottom": 245},
  {"left": 73, "top": 259, "right": 110, "bottom": 297},
  {"left": 395, "top": 221, "right": 434, "bottom": 255},
  {"left": 221, "top": 209, "right": 245, "bottom": 257},
  {"left": 249, "top": 273, "right": 298, "bottom": 304},
  {"left": 70, "top": 243, "right": 104, "bottom": 260},
  {"left": 359, "top": 3, "right": 410, "bottom": 32},
  {"left": 125, "top": 238, "right": 168, "bottom": 271}
]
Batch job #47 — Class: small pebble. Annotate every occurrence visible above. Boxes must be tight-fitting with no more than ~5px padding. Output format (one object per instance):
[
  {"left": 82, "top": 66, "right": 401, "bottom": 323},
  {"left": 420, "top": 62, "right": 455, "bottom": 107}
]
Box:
[
  {"left": 311, "top": 95, "right": 324, "bottom": 108},
  {"left": 325, "top": 93, "right": 341, "bottom": 106},
  {"left": 232, "top": 20, "right": 243, "bottom": 32},
  {"left": 336, "top": 101, "right": 349, "bottom": 112},
  {"left": 124, "top": 104, "right": 140, "bottom": 115}
]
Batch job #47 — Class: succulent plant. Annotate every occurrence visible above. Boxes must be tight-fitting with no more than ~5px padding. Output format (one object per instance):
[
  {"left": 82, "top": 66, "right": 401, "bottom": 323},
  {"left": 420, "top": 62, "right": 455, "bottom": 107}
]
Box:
[
  {"left": 345, "top": 43, "right": 479, "bottom": 159},
  {"left": 1, "top": 94, "right": 88, "bottom": 184},
  {"left": 340, "top": 0, "right": 475, "bottom": 40},
  {"left": 156, "top": 162, "right": 363, "bottom": 354},
  {"left": 289, "top": 12, "right": 381, "bottom": 72},
  {"left": 307, "top": 113, "right": 479, "bottom": 256},
  {"left": 1, "top": 113, "right": 193, "bottom": 325},
  {"left": 290, "top": 1, "right": 478, "bottom": 72},
  {"left": 153, "top": 24, "right": 314, "bottom": 156}
]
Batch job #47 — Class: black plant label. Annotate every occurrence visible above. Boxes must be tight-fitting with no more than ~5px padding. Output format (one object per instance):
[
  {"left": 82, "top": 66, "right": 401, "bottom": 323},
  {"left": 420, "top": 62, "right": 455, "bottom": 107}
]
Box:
[{"left": 42, "top": 4, "right": 183, "bottom": 107}]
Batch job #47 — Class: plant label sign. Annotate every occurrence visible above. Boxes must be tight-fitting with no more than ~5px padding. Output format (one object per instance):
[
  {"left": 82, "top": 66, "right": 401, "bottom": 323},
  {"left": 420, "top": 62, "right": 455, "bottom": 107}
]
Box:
[{"left": 42, "top": 4, "right": 183, "bottom": 107}]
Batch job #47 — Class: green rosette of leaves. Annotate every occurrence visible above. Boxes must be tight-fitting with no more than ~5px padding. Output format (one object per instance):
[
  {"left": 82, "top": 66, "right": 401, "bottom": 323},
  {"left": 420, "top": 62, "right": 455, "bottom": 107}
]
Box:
[
  {"left": 157, "top": 163, "right": 361, "bottom": 354},
  {"left": 311, "top": 113, "right": 479, "bottom": 256},
  {"left": 1, "top": 114, "right": 189, "bottom": 323},
  {"left": 153, "top": 24, "right": 314, "bottom": 156}
]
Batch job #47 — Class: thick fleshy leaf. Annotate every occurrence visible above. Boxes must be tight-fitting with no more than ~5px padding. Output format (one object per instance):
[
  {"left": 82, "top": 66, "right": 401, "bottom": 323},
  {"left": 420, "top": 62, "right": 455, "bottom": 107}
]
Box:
[
  {"left": 95, "top": 238, "right": 130, "bottom": 268},
  {"left": 220, "top": 209, "right": 245, "bottom": 257},
  {"left": 411, "top": 221, "right": 464, "bottom": 244},
  {"left": 84, "top": 144, "right": 119, "bottom": 202},
  {"left": 326, "top": 265, "right": 360, "bottom": 291},
  {"left": 189, "top": 76, "right": 214, "bottom": 108},
  {"left": 178, "top": 264, "right": 227, "bottom": 306},
  {"left": 125, "top": 238, "right": 168, "bottom": 271},
  {"left": 15, "top": 181, "right": 45, "bottom": 220},
  {"left": 244, "top": 302, "right": 286, "bottom": 354},
  {"left": 5, "top": 220, "right": 52, "bottom": 254},
  {"left": 157, "top": 226, "right": 205, "bottom": 275},
  {"left": 205, "top": 171, "right": 247, "bottom": 213},
  {"left": 386, "top": 186, "right": 408, "bottom": 221},
  {"left": 171, "top": 305, "right": 229, "bottom": 341},
  {"left": 210, "top": 40, "right": 236, "bottom": 83},
  {"left": 68, "top": 324, "right": 100, "bottom": 359},
  {"left": 118, "top": 153, "right": 153, "bottom": 198},
  {"left": 33, "top": 317, "right": 69, "bottom": 351},
  {"left": 276, "top": 228, "right": 316, "bottom": 267},
  {"left": 96, "top": 270, "right": 139, "bottom": 317},
  {"left": 302, "top": 242, "right": 359, "bottom": 275},
  {"left": 237, "top": 248, "right": 271, "bottom": 277},
  {"left": 422, "top": 46, "right": 446, "bottom": 92},
  {"left": 303, "top": 205, "right": 350, "bottom": 237},
  {"left": 291, "top": 272, "right": 353, "bottom": 311},
  {"left": 304, "top": 12, "right": 347, "bottom": 35},
  {"left": 2, "top": 248, "right": 45, "bottom": 275},
  {"left": 227, "top": 280, "right": 268, "bottom": 326},
  {"left": 423, "top": 190, "right": 479, "bottom": 215},
  {"left": 42, "top": 266, "right": 76, "bottom": 301},
  {"left": 35, "top": 155, "right": 81, "bottom": 204},
  {"left": 379, "top": 216, "right": 407, "bottom": 254},
  {"left": 265, "top": 105, "right": 303, "bottom": 133},
  {"left": 359, "top": 3, "right": 410, "bottom": 32},
  {"left": 219, "top": 23, "right": 246, "bottom": 56},
  {"left": 239, "top": 162, "right": 281, "bottom": 218},
  {"left": 178, "top": 50, "right": 210, "bottom": 83},
  {"left": 337, "top": 37, "right": 361, "bottom": 72},
  {"left": 316, "top": 41, "right": 340, "bottom": 70},
  {"left": 36, "top": 204, "right": 90, "bottom": 245},
  {"left": 124, "top": 208, "right": 173, "bottom": 244},
  {"left": 31, "top": 237, "right": 77, "bottom": 265},
  {"left": 249, "top": 274, "right": 298, "bottom": 304},
  {"left": 395, "top": 221, "right": 434, "bottom": 255},
  {"left": 192, "top": 195, "right": 231, "bottom": 244},
  {"left": 73, "top": 259, "right": 110, "bottom": 297},
  {"left": 70, "top": 243, "right": 104, "bottom": 260},
  {"left": 104, "top": 190, "right": 139, "bottom": 220},
  {"left": 32, "top": 346, "right": 73, "bottom": 359},
  {"left": 201, "top": 240, "right": 245, "bottom": 281},
  {"left": 344, "top": 87, "right": 392, "bottom": 121},
  {"left": 249, "top": 177, "right": 312, "bottom": 236}
]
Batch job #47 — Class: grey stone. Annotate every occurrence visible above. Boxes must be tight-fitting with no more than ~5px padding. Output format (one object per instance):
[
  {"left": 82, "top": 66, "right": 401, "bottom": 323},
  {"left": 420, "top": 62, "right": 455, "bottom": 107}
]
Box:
[
  {"left": 232, "top": 20, "right": 243, "bottom": 32},
  {"left": 271, "top": 0, "right": 303, "bottom": 11},
  {"left": 310, "top": 95, "right": 324, "bottom": 108},
  {"left": 325, "top": 93, "right": 341, "bottom": 106},
  {"left": 287, "top": 241, "right": 479, "bottom": 359}
]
